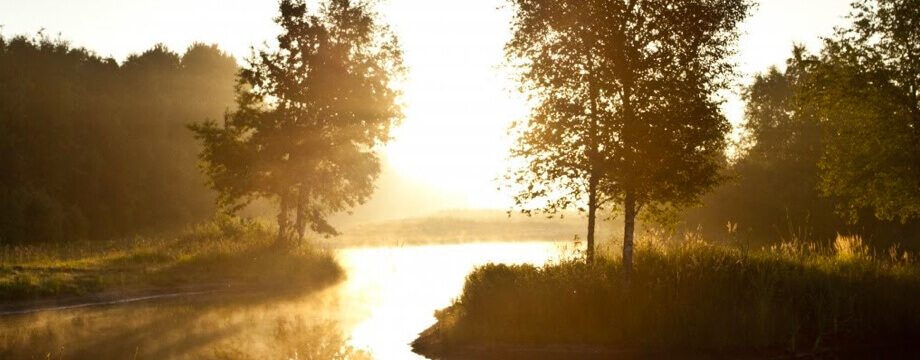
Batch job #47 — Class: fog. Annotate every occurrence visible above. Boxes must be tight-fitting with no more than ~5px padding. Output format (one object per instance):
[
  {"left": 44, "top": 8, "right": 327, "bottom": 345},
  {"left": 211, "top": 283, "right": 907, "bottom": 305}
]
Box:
[{"left": 1, "top": 243, "right": 566, "bottom": 360}]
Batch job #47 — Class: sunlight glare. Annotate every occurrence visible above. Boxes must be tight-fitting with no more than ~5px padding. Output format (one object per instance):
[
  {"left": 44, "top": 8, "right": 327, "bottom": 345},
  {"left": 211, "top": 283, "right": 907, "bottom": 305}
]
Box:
[{"left": 379, "top": 0, "right": 525, "bottom": 209}]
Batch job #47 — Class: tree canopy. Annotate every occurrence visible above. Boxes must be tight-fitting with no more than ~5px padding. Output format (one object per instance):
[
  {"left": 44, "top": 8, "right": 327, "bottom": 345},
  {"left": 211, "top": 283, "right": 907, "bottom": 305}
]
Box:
[
  {"left": 682, "top": 49, "right": 844, "bottom": 244},
  {"left": 806, "top": 0, "right": 920, "bottom": 223},
  {"left": 505, "top": 0, "right": 751, "bottom": 273},
  {"left": 190, "top": 0, "right": 405, "bottom": 243},
  {"left": 683, "top": 0, "right": 920, "bottom": 246}
]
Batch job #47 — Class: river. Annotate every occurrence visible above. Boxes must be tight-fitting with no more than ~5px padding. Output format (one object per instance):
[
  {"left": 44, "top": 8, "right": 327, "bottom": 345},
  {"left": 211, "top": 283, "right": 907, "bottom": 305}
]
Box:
[{"left": 0, "top": 241, "right": 568, "bottom": 359}]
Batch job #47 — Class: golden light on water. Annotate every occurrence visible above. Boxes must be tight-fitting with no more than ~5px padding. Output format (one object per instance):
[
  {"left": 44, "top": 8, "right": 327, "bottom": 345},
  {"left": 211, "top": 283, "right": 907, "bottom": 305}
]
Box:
[
  {"left": 0, "top": 242, "right": 570, "bottom": 359},
  {"left": 335, "top": 242, "right": 565, "bottom": 359}
]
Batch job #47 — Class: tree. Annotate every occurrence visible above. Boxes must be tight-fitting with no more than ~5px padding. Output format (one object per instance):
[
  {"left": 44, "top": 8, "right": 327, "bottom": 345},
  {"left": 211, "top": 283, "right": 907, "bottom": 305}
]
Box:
[
  {"left": 504, "top": 0, "right": 750, "bottom": 280},
  {"left": 683, "top": 45, "right": 920, "bottom": 246},
  {"left": 740, "top": 49, "right": 823, "bottom": 170},
  {"left": 683, "top": 48, "right": 836, "bottom": 243},
  {"left": 190, "top": 0, "right": 404, "bottom": 244},
  {"left": 804, "top": 0, "right": 920, "bottom": 223}
]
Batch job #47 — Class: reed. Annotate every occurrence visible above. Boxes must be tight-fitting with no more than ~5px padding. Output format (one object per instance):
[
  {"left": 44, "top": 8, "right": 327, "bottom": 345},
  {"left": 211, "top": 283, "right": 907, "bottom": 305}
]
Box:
[{"left": 416, "top": 234, "right": 920, "bottom": 356}]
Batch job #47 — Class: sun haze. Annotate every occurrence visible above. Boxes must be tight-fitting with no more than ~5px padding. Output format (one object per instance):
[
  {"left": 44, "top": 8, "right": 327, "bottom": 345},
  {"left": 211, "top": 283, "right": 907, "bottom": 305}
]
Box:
[{"left": 0, "top": 0, "right": 852, "bottom": 211}]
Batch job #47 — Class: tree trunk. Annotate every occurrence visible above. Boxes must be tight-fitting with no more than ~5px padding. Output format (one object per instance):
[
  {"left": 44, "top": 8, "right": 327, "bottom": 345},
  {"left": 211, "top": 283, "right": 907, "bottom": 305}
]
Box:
[
  {"left": 620, "top": 54, "right": 637, "bottom": 288},
  {"left": 622, "top": 188, "right": 636, "bottom": 288},
  {"left": 294, "top": 200, "right": 306, "bottom": 246},
  {"left": 276, "top": 200, "right": 290, "bottom": 245},
  {"left": 584, "top": 36, "right": 600, "bottom": 264},
  {"left": 586, "top": 173, "right": 598, "bottom": 263}
]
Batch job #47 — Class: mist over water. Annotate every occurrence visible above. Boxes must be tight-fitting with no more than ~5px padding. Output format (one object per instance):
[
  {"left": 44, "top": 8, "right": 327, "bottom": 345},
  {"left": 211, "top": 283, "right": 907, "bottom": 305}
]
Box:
[{"left": 0, "top": 242, "right": 566, "bottom": 360}]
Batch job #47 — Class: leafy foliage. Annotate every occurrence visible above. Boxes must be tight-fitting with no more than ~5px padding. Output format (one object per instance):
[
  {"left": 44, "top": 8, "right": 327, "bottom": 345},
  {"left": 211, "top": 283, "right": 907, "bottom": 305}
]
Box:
[
  {"left": 683, "top": 49, "right": 845, "bottom": 244},
  {"left": 807, "top": 0, "right": 920, "bottom": 222},
  {"left": 685, "top": 1, "right": 920, "bottom": 245},
  {"left": 190, "top": 0, "right": 405, "bottom": 242},
  {"left": 504, "top": 0, "right": 751, "bottom": 265}
]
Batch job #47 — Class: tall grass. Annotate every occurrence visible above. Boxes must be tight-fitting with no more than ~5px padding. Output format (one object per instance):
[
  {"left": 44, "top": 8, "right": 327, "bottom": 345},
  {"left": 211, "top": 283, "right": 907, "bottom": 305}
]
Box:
[
  {"left": 0, "top": 216, "right": 342, "bottom": 303},
  {"left": 416, "top": 234, "right": 920, "bottom": 356}
]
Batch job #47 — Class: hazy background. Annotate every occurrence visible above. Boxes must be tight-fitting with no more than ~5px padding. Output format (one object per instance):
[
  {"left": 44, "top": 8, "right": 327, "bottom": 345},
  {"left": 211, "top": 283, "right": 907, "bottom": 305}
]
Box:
[{"left": 0, "top": 0, "right": 854, "bottom": 223}]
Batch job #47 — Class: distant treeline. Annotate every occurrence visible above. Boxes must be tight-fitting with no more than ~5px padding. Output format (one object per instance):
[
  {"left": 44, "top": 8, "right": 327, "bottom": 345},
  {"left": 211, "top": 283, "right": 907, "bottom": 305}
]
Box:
[
  {"left": 684, "top": 45, "right": 920, "bottom": 248},
  {"left": 0, "top": 35, "right": 237, "bottom": 244}
]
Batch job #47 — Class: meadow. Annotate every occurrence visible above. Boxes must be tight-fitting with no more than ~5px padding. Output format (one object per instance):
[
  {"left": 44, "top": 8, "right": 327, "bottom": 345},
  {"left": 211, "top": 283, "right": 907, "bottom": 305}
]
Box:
[
  {"left": 414, "top": 233, "right": 920, "bottom": 358},
  {"left": 0, "top": 216, "right": 342, "bottom": 308}
]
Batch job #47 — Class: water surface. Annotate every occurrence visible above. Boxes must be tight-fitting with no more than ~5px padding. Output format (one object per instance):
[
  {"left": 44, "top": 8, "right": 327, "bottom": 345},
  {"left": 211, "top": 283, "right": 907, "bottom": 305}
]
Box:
[
  {"left": 338, "top": 242, "right": 565, "bottom": 359},
  {"left": 0, "top": 241, "right": 566, "bottom": 359}
]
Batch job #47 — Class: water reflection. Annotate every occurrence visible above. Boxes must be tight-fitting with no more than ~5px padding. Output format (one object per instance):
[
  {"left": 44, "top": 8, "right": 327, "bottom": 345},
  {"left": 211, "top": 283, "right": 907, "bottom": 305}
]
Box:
[
  {"left": 0, "top": 291, "right": 365, "bottom": 359},
  {"left": 338, "top": 242, "right": 563, "bottom": 360},
  {"left": 0, "top": 242, "right": 564, "bottom": 359}
]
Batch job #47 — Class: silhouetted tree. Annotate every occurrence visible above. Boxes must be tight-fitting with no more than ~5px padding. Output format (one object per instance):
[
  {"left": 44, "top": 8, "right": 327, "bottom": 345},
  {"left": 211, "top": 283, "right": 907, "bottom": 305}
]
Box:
[
  {"left": 190, "top": 0, "right": 404, "bottom": 244},
  {"left": 804, "top": 0, "right": 920, "bottom": 223},
  {"left": 505, "top": 0, "right": 750, "bottom": 279}
]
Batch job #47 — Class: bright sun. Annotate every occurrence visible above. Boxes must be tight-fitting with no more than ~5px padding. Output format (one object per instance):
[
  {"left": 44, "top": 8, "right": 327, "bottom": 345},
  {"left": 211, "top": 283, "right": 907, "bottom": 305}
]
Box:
[{"left": 379, "top": 0, "right": 525, "bottom": 209}]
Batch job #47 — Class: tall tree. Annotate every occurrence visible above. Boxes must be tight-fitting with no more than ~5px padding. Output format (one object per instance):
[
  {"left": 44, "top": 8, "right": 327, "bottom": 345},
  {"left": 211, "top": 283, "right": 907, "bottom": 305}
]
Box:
[
  {"left": 803, "top": 0, "right": 920, "bottom": 223},
  {"left": 190, "top": 0, "right": 404, "bottom": 244},
  {"left": 504, "top": 0, "right": 750, "bottom": 279}
]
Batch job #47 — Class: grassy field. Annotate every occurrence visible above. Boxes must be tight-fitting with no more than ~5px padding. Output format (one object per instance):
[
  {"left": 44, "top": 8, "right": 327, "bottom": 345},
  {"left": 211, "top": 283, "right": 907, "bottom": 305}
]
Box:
[
  {"left": 414, "top": 234, "right": 920, "bottom": 358},
  {"left": 0, "top": 216, "right": 342, "bottom": 306}
]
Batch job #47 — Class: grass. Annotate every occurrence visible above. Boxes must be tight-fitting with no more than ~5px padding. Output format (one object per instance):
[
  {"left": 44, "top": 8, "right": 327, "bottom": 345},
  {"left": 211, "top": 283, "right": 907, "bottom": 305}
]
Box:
[
  {"left": 414, "top": 234, "right": 920, "bottom": 357},
  {"left": 0, "top": 216, "right": 342, "bottom": 304}
]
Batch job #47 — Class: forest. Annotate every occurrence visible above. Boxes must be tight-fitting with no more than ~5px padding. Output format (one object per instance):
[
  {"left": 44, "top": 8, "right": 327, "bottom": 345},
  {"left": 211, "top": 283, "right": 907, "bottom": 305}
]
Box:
[
  {"left": 0, "top": 36, "right": 237, "bottom": 244},
  {"left": 684, "top": 47, "right": 920, "bottom": 249}
]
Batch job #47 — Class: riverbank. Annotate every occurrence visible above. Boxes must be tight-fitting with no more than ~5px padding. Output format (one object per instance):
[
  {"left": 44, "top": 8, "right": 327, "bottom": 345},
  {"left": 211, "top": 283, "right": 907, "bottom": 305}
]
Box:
[
  {"left": 0, "top": 217, "right": 342, "bottom": 310},
  {"left": 413, "top": 235, "right": 920, "bottom": 359},
  {"left": 3, "top": 241, "right": 565, "bottom": 359}
]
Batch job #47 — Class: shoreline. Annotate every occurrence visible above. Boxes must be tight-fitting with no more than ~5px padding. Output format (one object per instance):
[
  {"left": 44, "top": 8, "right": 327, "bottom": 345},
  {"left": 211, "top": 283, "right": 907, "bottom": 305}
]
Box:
[
  {"left": 1, "top": 222, "right": 343, "bottom": 306},
  {"left": 0, "top": 281, "right": 326, "bottom": 317}
]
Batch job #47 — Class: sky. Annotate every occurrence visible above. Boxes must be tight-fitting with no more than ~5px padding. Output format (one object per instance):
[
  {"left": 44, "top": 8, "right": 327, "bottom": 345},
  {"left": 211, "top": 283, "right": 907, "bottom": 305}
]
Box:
[{"left": 0, "top": 0, "right": 855, "bottom": 213}]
